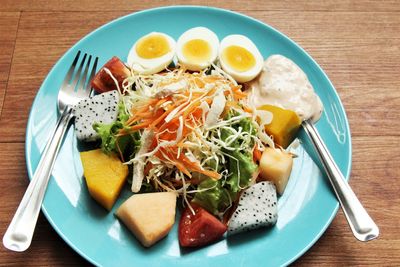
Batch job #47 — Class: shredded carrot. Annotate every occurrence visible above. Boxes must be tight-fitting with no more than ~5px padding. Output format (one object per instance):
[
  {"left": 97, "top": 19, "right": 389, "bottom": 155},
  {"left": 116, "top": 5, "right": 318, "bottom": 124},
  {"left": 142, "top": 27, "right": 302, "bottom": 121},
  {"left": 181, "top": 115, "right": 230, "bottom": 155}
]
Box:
[
  {"left": 243, "top": 105, "right": 254, "bottom": 114},
  {"left": 204, "top": 76, "right": 223, "bottom": 83},
  {"left": 253, "top": 145, "right": 262, "bottom": 163},
  {"left": 116, "top": 136, "right": 125, "bottom": 162},
  {"left": 233, "top": 91, "right": 247, "bottom": 101},
  {"left": 127, "top": 103, "right": 154, "bottom": 125},
  {"left": 157, "top": 148, "right": 192, "bottom": 177},
  {"left": 154, "top": 97, "right": 169, "bottom": 108},
  {"left": 226, "top": 100, "right": 240, "bottom": 109},
  {"left": 175, "top": 162, "right": 192, "bottom": 178},
  {"left": 120, "top": 73, "right": 250, "bottom": 185},
  {"left": 179, "top": 153, "right": 221, "bottom": 180},
  {"left": 143, "top": 162, "right": 153, "bottom": 176},
  {"left": 193, "top": 77, "right": 205, "bottom": 88},
  {"left": 127, "top": 121, "right": 152, "bottom": 131},
  {"left": 148, "top": 106, "right": 174, "bottom": 129}
]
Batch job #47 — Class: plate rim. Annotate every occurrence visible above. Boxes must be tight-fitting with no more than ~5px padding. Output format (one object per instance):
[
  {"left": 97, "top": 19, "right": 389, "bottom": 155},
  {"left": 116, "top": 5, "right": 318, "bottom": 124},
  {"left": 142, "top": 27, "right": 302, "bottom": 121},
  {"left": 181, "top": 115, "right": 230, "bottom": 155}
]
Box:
[{"left": 25, "top": 5, "right": 352, "bottom": 266}]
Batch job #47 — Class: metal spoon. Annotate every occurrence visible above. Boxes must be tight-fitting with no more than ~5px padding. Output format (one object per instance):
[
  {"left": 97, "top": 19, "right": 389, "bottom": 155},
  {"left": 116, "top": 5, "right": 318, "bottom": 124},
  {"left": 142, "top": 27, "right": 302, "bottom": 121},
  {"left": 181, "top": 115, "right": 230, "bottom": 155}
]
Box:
[{"left": 302, "top": 119, "right": 379, "bottom": 241}]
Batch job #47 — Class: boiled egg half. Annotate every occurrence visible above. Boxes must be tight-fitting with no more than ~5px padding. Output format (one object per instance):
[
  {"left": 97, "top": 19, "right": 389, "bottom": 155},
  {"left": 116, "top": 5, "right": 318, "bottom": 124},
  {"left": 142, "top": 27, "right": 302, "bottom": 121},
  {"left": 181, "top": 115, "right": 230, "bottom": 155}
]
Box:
[
  {"left": 176, "top": 27, "right": 219, "bottom": 71},
  {"left": 127, "top": 32, "right": 176, "bottom": 75},
  {"left": 218, "top": 35, "right": 263, "bottom": 83}
]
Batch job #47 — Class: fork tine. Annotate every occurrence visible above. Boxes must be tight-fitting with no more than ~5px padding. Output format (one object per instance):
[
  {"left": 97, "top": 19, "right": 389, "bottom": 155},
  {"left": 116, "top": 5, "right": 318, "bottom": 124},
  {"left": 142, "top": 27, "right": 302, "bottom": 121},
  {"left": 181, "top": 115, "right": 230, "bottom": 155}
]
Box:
[
  {"left": 88, "top": 56, "right": 99, "bottom": 90},
  {"left": 77, "top": 55, "right": 92, "bottom": 92},
  {"left": 87, "top": 57, "right": 99, "bottom": 98},
  {"left": 70, "top": 53, "right": 87, "bottom": 90},
  {"left": 75, "top": 55, "right": 99, "bottom": 99},
  {"left": 62, "top": 50, "right": 81, "bottom": 87}
]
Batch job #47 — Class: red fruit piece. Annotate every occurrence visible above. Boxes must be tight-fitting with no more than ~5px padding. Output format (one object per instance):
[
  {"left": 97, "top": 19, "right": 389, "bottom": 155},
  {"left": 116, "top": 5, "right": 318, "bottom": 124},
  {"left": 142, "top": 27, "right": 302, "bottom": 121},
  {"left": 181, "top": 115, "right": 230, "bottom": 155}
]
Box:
[
  {"left": 179, "top": 204, "right": 227, "bottom": 247},
  {"left": 91, "top": 56, "right": 130, "bottom": 93}
]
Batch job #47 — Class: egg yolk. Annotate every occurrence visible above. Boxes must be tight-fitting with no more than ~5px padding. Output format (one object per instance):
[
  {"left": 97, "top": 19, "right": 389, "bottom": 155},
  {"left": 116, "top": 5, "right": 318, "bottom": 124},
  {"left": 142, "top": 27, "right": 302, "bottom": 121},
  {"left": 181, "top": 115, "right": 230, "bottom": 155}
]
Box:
[
  {"left": 136, "top": 34, "right": 170, "bottom": 59},
  {"left": 182, "top": 39, "right": 212, "bottom": 64},
  {"left": 221, "top": 45, "right": 256, "bottom": 72}
]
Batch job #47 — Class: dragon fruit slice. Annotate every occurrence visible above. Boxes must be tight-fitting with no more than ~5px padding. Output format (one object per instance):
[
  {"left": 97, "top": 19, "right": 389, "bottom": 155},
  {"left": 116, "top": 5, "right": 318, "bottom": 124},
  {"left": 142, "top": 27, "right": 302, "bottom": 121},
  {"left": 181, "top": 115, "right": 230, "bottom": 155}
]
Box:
[
  {"left": 74, "top": 90, "right": 120, "bottom": 141},
  {"left": 228, "top": 181, "right": 278, "bottom": 235}
]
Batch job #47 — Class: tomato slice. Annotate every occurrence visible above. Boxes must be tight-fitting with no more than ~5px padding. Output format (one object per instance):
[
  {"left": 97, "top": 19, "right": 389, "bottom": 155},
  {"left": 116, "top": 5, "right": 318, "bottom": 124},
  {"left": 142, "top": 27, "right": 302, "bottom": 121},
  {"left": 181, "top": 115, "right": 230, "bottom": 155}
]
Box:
[
  {"left": 91, "top": 56, "right": 130, "bottom": 94},
  {"left": 179, "top": 204, "right": 227, "bottom": 247}
]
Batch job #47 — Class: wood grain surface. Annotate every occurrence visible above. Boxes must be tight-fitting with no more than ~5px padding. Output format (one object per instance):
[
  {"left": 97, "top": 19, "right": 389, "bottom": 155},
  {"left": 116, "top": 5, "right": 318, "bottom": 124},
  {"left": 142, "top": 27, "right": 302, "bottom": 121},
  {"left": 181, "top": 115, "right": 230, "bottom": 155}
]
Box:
[{"left": 0, "top": 1, "right": 399, "bottom": 266}]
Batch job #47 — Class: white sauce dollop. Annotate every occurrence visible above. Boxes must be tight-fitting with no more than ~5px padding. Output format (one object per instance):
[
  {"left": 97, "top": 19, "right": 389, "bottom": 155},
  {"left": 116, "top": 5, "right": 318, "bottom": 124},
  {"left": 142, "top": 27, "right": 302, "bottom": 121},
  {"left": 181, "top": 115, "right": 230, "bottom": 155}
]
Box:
[{"left": 248, "top": 55, "right": 323, "bottom": 122}]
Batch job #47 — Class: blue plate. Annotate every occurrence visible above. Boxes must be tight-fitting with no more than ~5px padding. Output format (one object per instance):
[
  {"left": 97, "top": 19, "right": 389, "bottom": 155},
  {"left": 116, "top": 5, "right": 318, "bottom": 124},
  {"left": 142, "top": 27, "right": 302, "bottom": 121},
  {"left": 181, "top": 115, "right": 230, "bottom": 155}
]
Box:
[{"left": 25, "top": 6, "right": 351, "bottom": 267}]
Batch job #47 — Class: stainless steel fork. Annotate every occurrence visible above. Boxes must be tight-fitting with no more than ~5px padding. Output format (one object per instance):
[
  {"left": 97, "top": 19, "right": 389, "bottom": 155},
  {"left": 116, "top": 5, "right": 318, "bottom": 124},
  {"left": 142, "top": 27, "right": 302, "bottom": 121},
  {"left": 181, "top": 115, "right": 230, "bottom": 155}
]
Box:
[{"left": 3, "top": 51, "right": 99, "bottom": 252}]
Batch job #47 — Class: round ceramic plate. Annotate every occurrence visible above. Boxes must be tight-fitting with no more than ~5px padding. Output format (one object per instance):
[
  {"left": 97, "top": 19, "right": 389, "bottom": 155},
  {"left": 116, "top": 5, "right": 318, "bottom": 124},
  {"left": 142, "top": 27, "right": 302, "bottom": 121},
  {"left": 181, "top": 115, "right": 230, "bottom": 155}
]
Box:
[{"left": 26, "top": 6, "right": 351, "bottom": 267}]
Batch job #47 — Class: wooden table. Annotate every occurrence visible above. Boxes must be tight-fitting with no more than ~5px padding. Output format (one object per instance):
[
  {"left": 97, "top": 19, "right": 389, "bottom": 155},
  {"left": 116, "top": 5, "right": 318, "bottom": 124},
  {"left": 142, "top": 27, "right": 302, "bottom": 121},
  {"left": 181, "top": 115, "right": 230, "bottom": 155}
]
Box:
[{"left": 0, "top": 1, "right": 399, "bottom": 266}]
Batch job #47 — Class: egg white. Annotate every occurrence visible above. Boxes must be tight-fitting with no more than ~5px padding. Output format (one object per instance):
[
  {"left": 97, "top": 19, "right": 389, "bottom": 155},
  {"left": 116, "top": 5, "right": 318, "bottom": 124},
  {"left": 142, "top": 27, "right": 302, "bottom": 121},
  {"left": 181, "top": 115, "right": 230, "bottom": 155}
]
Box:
[
  {"left": 176, "top": 27, "right": 219, "bottom": 71},
  {"left": 218, "top": 34, "right": 263, "bottom": 83},
  {"left": 127, "top": 32, "right": 176, "bottom": 75}
]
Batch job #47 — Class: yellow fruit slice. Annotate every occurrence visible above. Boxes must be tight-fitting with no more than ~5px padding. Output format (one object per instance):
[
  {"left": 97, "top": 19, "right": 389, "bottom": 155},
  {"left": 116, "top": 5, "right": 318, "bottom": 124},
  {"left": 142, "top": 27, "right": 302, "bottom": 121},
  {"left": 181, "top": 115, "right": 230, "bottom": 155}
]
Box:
[
  {"left": 115, "top": 192, "right": 177, "bottom": 247},
  {"left": 80, "top": 149, "right": 128, "bottom": 210},
  {"left": 258, "top": 105, "right": 301, "bottom": 148}
]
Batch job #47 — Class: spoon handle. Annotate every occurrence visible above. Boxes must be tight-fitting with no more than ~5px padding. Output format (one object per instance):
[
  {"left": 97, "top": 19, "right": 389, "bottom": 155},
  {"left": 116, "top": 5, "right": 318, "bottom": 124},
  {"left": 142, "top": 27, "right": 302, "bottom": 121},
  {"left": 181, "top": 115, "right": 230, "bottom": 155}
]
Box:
[
  {"left": 302, "top": 120, "right": 379, "bottom": 241},
  {"left": 2, "top": 106, "right": 73, "bottom": 252}
]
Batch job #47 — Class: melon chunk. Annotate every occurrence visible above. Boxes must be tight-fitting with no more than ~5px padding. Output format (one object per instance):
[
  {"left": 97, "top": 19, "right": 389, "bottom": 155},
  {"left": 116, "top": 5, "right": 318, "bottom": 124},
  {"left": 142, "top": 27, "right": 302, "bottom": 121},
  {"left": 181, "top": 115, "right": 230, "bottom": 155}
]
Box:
[
  {"left": 259, "top": 147, "right": 293, "bottom": 195},
  {"left": 80, "top": 149, "right": 128, "bottom": 210},
  {"left": 116, "top": 192, "right": 177, "bottom": 247},
  {"left": 258, "top": 105, "right": 301, "bottom": 148}
]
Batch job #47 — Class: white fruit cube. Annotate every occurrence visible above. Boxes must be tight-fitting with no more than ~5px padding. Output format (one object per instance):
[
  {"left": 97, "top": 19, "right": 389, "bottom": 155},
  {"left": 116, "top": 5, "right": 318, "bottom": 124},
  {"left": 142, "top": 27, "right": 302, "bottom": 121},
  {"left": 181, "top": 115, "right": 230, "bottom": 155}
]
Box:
[
  {"left": 115, "top": 192, "right": 177, "bottom": 247},
  {"left": 259, "top": 147, "right": 293, "bottom": 195}
]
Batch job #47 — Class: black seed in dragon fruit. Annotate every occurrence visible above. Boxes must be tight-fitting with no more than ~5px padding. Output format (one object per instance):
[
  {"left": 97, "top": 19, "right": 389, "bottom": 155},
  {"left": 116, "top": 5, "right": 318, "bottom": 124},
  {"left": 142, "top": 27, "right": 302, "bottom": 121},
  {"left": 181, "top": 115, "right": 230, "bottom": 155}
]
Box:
[
  {"left": 228, "top": 181, "right": 278, "bottom": 235},
  {"left": 74, "top": 90, "right": 120, "bottom": 141}
]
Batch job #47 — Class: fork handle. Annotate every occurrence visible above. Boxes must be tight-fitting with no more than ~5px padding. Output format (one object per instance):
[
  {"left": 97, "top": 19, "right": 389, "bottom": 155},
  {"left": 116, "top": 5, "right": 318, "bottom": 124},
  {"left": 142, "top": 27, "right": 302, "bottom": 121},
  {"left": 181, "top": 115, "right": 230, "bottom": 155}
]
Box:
[
  {"left": 302, "top": 120, "right": 379, "bottom": 242},
  {"left": 3, "top": 106, "right": 74, "bottom": 252}
]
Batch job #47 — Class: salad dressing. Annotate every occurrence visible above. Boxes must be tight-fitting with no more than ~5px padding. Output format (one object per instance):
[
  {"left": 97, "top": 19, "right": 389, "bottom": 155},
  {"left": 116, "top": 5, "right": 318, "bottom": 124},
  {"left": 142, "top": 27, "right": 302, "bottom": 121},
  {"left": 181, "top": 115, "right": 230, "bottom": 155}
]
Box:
[{"left": 248, "top": 55, "right": 323, "bottom": 122}]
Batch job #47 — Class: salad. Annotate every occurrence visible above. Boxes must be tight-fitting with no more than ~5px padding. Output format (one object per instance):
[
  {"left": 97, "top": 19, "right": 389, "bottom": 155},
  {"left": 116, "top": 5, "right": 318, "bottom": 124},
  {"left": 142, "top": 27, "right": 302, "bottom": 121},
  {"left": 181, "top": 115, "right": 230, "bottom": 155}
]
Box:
[{"left": 76, "top": 27, "right": 322, "bottom": 248}]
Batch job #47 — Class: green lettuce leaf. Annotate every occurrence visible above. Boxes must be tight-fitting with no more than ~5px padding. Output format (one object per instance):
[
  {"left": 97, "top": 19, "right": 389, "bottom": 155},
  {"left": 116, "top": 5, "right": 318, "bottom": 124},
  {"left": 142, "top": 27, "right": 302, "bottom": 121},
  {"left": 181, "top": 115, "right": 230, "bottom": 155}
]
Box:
[
  {"left": 225, "top": 149, "right": 257, "bottom": 197},
  {"left": 193, "top": 115, "right": 258, "bottom": 215},
  {"left": 192, "top": 149, "right": 257, "bottom": 216},
  {"left": 192, "top": 178, "right": 232, "bottom": 215},
  {"left": 93, "top": 102, "right": 140, "bottom": 158},
  {"left": 222, "top": 116, "right": 257, "bottom": 196}
]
